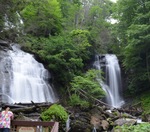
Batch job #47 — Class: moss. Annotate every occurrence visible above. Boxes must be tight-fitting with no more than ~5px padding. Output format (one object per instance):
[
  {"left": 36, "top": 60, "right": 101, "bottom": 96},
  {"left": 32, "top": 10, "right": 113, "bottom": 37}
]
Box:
[
  {"left": 113, "top": 112, "right": 118, "bottom": 116},
  {"left": 121, "top": 113, "right": 128, "bottom": 118}
]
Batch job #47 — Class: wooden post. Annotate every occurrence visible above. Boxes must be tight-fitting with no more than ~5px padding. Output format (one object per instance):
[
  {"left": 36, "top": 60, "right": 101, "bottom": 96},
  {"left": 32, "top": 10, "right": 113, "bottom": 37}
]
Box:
[{"left": 51, "top": 122, "right": 59, "bottom": 132}]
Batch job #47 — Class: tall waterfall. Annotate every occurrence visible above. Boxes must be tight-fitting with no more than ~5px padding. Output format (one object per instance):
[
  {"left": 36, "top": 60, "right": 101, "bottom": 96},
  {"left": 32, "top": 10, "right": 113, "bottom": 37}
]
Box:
[
  {"left": 0, "top": 44, "right": 57, "bottom": 104},
  {"left": 94, "top": 54, "right": 124, "bottom": 108}
]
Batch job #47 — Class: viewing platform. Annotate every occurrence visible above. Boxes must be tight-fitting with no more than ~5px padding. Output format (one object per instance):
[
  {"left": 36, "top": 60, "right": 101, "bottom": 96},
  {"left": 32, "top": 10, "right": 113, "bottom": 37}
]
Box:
[{"left": 11, "top": 120, "right": 59, "bottom": 132}]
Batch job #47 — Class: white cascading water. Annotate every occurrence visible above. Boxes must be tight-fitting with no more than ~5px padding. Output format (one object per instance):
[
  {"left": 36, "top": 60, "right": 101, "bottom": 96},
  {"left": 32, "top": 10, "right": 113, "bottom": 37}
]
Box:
[
  {"left": 2, "top": 44, "right": 57, "bottom": 103},
  {"left": 94, "top": 54, "right": 124, "bottom": 108}
]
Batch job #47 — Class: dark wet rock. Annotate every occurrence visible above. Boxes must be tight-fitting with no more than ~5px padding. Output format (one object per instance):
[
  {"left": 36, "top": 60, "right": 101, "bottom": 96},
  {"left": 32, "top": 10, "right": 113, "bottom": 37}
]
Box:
[
  {"left": 69, "top": 111, "right": 92, "bottom": 132},
  {"left": 143, "top": 114, "right": 150, "bottom": 122},
  {"left": 69, "top": 120, "right": 92, "bottom": 132},
  {"left": 0, "top": 40, "right": 9, "bottom": 46},
  {"left": 0, "top": 40, "right": 12, "bottom": 51}
]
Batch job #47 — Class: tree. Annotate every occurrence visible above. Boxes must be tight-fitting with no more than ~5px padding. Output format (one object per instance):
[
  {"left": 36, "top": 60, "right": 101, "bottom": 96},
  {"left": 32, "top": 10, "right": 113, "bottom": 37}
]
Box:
[
  {"left": 0, "top": 0, "right": 23, "bottom": 40},
  {"left": 57, "top": 0, "right": 82, "bottom": 31},
  {"left": 113, "top": 0, "right": 150, "bottom": 94},
  {"left": 79, "top": 0, "right": 113, "bottom": 53},
  {"left": 20, "top": 0, "right": 63, "bottom": 37},
  {"left": 22, "top": 29, "right": 92, "bottom": 87}
]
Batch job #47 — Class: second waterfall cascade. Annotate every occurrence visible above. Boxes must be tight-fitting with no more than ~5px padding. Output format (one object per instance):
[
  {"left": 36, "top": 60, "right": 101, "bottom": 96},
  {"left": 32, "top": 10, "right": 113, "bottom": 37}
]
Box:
[
  {"left": 94, "top": 54, "right": 124, "bottom": 108},
  {"left": 0, "top": 44, "right": 58, "bottom": 104}
]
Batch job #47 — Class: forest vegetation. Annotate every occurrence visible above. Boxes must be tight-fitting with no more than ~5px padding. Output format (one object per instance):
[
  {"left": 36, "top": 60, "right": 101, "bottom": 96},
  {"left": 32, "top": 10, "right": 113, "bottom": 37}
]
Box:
[{"left": 0, "top": 0, "right": 150, "bottom": 131}]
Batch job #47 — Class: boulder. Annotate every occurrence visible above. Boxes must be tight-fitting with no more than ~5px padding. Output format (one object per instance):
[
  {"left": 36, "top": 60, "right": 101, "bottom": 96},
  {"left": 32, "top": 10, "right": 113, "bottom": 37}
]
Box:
[
  {"left": 90, "top": 116, "right": 101, "bottom": 129},
  {"left": 0, "top": 40, "right": 12, "bottom": 50},
  {"left": 114, "top": 118, "right": 137, "bottom": 126},
  {"left": 101, "top": 120, "right": 109, "bottom": 130},
  {"left": 69, "top": 112, "right": 92, "bottom": 132}
]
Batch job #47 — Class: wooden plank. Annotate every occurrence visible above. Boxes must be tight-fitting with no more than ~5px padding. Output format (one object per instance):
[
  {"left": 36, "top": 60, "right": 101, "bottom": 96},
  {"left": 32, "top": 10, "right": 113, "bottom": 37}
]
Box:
[
  {"left": 17, "top": 126, "right": 36, "bottom": 132},
  {"left": 12, "top": 121, "right": 55, "bottom": 127},
  {"left": 51, "top": 122, "right": 59, "bottom": 132}
]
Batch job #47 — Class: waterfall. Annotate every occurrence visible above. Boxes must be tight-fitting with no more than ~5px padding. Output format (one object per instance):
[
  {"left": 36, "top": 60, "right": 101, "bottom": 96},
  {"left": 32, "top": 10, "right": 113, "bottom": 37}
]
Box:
[
  {"left": 0, "top": 44, "right": 57, "bottom": 103},
  {"left": 92, "top": 127, "right": 97, "bottom": 132},
  {"left": 94, "top": 54, "right": 124, "bottom": 108},
  {"left": 66, "top": 115, "right": 70, "bottom": 132}
]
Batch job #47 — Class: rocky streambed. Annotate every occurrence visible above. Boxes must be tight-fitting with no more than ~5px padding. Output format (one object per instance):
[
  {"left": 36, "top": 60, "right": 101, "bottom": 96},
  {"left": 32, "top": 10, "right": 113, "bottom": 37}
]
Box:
[
  {"left": 66, "top": 104, "right": 149, "bottom": 132},
  {"left": 3, "top": 102, "right": 145, "bottom": 132},
  {"left": 2, "top": 101, "right": 146, "bottom": 132}
]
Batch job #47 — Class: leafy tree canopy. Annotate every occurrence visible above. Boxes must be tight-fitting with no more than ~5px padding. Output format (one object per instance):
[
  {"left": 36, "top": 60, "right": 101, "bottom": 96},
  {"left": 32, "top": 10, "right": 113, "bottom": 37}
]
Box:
[
  {"left": 112, "top": 0, "right": 150, "bottom": 94},
  {"left": 22, "top": 29, "right": 92, "bottom": 87},
  {"left": 20, "top": 0, "right": 63, "bottom": 37}
]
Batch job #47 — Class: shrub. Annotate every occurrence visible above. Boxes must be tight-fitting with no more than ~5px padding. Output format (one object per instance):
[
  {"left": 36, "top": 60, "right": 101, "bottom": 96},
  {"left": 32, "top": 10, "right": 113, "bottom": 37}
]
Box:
[
  {"left": 69, "top": 94, "right": 90, "bottom": 108},
  {"left": 141, "top": 91, "right": 150, "bottom": 115},
  {"left": 41, "top": 104, "right": 68, "bottom": 125},
  {"left": 114, "top": 123, "right": 150, "bottom": 132}
]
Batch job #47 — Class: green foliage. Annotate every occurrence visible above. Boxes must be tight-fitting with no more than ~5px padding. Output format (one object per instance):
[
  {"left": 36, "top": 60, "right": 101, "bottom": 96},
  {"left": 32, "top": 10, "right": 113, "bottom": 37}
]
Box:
[
  {"left": 140, "top": 91, "right": 150, "bottom": 115},
  {"left": 70, "top": 29, "right": 91, "bottom": 60},
  {"left": 0, "top": 0, "right": 24, "bottom": 40},
  {"left": 70, "top": 69, "right": 105, "bottom": 106},
  {"left": 69, "top": 94, "right": 90, "bottom": 108},
  {"left": 20, "top": 0, "right": 63, "bottom": 36},
  {"left": 81, "top": 0, "right": 113, "bottom": 53},
  {"left": 112, "top": 0, "right": 150, "bottom": 94},
  {"left": 1, "top": 0, "right": 125, "bottom": 108},
  {"left": 58, "top": 0, "right": 82, "bottom": 30},
  {"left": 21, "top": 29, "right": 92, "bottom": 87},
  {"left": 129, "top": 91, "right": 150, "bottom": 120},
  {"left": 114, "top": 123, "right": 150, "bottom": 132},
  {"left": 41, "top": 104, "right": 68, "bottom": 124}
]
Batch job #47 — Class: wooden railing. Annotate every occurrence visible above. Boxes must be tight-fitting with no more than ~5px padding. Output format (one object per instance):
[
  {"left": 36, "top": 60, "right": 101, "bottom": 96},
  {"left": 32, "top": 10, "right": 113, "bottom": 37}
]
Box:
[{"left": 11, "top": 120, "right": 59, "bottom": 132}]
